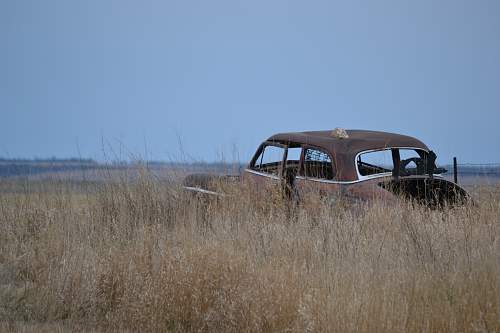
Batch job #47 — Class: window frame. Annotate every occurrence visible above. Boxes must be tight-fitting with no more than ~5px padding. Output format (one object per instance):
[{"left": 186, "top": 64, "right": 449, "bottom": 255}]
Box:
[{"left": 249, "top": 141, "right": 288, "bottom": 177}]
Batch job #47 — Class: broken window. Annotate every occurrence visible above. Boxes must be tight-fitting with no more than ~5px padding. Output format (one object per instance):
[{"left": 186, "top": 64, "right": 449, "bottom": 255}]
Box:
[
  {"left": 303, "top": 148, "right": 335, "bottom": 180},
  {"left": 398, "top": 149, "right": 427, "bottom": 176}
]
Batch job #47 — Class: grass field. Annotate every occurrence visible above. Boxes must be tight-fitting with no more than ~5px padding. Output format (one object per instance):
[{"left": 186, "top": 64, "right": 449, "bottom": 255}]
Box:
[{"left": 0, "top": 172, "right": 499, "bottom": 332}]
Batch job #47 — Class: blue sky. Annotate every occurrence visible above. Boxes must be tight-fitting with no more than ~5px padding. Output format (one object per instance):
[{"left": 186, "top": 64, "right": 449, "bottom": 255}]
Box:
[{"left": 1, "top": 0, "right": 499, "bottom": 163}]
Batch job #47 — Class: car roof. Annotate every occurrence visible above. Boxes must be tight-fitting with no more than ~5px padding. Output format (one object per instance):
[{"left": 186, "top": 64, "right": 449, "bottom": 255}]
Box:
[{"left": 267, "top": 129, "right": 429, "bottom": 156}]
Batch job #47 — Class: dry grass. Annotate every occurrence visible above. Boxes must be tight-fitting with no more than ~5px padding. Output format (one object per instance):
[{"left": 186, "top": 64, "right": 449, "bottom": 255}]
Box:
[{"left": 0, "top": 173, "right": 499, "bottom": 332}]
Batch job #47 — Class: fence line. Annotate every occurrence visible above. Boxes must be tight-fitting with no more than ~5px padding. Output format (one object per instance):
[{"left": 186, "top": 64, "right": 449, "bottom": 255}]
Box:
[{"left": 455, "top": 163, "right": 500, "bottom": 167}]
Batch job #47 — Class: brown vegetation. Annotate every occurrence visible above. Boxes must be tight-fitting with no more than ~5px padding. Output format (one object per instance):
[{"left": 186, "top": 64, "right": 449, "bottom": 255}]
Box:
[{"left": 0, "top": 174, "right": 499, "bottom": 332}]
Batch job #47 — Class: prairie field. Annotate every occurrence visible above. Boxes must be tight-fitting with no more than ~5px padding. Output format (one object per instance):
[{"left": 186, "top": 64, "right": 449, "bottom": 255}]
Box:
[{"left": 0, "top": 173, "right": 499, "bottom": 332}]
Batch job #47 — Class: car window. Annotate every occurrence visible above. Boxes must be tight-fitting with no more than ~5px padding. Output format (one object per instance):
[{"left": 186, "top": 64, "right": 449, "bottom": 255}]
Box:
[
  {"left": 357, "top": 150, "right": 393, "bottom": 177},
  {"left": 286, "top": 147, "right": 302, "bottom": 168},
  {"left": 286, "top": 147, "right": 302, "bottom": 163},
  {"left": 357, "top": 148, "right": 432, "bottom": 178},
  {"left": 303, "top": 148, "right": 335, "bottom": 180},
  {"left": 284, "top": 147, "right": 302, "bottom": 177},
  {"left": 399, "top": 149, "right": 428, "bottom": 176},
  {"left": 252, "top": 145, "right": 285, "bottom": 176}
]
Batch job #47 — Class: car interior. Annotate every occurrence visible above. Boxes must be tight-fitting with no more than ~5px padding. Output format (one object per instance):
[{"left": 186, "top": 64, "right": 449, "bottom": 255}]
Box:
[{"left": 251, "top": 143, "right": 335, "bottom": 181}]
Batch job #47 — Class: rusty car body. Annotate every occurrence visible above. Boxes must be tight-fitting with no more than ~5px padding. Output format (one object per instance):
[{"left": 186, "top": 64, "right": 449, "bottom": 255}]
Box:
[{"left": 184, "top": 129, "right": 469, "bottom": 207}]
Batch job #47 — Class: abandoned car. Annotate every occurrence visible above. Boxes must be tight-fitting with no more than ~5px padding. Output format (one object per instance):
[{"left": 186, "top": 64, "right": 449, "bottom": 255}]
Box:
[{"left": 183, "top": 129, "right": 470, "bottom": 207}]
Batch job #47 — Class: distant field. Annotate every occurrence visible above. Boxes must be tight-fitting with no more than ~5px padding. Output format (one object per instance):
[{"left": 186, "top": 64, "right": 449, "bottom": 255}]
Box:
[
  {"left": 0, "top": 171, "right": 498, "bottom": 332},
  {"left": 0, "top": 159, "right": 499, "bottom": 186}
]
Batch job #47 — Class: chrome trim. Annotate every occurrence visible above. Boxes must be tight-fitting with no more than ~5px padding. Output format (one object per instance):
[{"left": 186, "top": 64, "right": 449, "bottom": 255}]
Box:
[
  {"left": 184, "top": 186, "right": 224, "bottom": 196},
  {"left": 246, "top": 167, "right": 444, "bottom": 186},
  {"left": 296, "top": 174, "right": 444, "bottom": 185},
  {"left": 295, "top": 175, "right": 387, "bottom": 185},
  {"left": 244, "top": 169, "right": 281, "bottom": 180}
]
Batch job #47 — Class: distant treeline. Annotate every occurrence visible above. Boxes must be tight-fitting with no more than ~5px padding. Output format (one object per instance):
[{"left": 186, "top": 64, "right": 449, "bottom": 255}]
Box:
[
  {"left": 0, "top": 157, "right": 98, "bottom": 164},
  {"left": 0, "top": 158, "right": 244, "bottom": 178}
]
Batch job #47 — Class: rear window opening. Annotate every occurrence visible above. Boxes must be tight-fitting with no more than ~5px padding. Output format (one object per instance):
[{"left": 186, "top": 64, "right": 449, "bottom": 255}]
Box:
[{"left": 357, "top": 148, "right": 446, "bottom": 179}]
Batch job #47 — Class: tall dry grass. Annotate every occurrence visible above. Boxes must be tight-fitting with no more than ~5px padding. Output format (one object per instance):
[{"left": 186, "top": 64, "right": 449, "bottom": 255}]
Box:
[{"left": 0, "top": 173, "right": 499, "bottom": 332}]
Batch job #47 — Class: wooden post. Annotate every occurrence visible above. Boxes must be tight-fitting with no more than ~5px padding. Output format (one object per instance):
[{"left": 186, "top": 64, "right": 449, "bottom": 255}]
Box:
[{"left": 453, "top": 157, "right": 458, "bottom": 184}]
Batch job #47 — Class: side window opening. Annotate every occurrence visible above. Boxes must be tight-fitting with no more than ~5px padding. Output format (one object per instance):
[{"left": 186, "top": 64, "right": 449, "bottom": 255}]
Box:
[
  {"left": 252, "top": 144, "right": 285, "bottom": 176},
  {"left": 399, "top": 149, "right": 426, "bottom": 176},
  {"left": 357, "top": 148, "right": 439, "bottom": 178},
  {"left": 284, "top": 146, "right": 302, "bottom": 181},
  {"left": 399, "top": 149, "right": 445, "bottom": 176},
  {"left": 357, "top": 150, "right": 393, "bottom": 177},
  {"left": 303, "top": 148, "right": 335, "bottom": 180},
  {"left": 285, "top": 147, "right": 302, "bottom": 171}
]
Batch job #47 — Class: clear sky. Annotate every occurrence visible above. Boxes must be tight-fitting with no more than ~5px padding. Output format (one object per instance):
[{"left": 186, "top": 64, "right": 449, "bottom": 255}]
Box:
[{"left": 1, "top": 0, "right": 499, "bottom": 164}]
